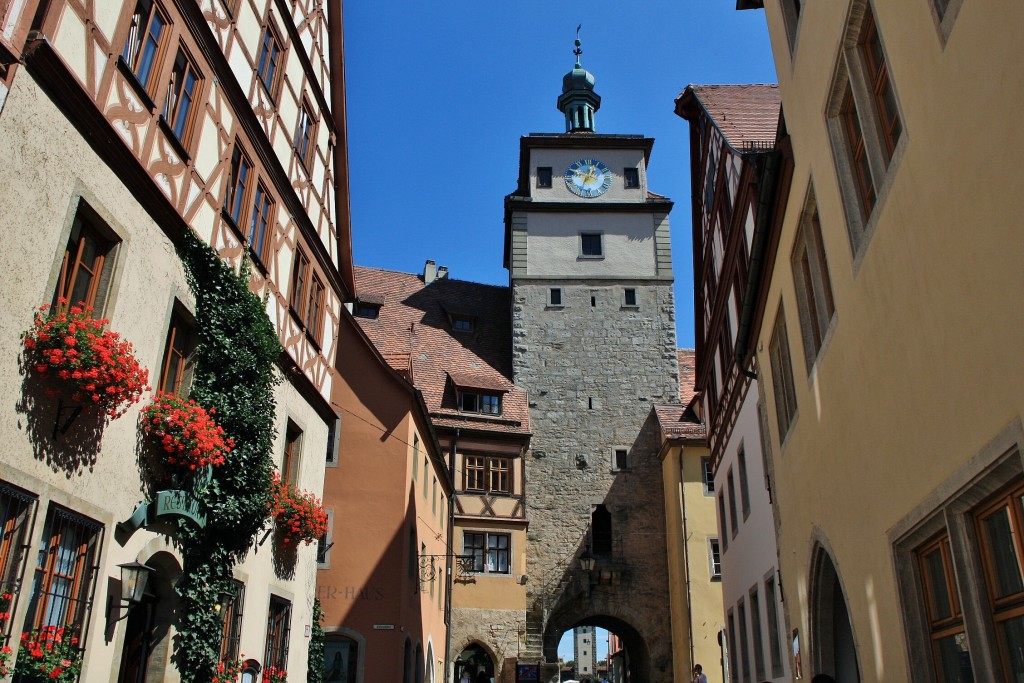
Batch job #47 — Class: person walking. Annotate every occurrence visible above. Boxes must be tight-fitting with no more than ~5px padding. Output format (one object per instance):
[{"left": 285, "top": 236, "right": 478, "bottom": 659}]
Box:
[{"left": 692, "top": 664, "right": 708, "bottom": 683}]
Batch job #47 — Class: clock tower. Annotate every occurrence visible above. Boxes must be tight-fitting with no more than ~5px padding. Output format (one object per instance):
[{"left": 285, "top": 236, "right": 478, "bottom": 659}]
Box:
[{"left": 504, "top": 37, "right": 680, "bottom": 683}]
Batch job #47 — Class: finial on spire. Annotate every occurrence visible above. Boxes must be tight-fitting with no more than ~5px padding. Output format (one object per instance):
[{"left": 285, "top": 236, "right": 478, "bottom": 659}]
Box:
[{"left": 574, "top": 24, "right": 582, "bottom": 66}]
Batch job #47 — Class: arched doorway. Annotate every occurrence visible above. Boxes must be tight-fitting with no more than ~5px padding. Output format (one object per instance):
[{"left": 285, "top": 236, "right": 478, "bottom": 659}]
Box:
[
  {"left": 544, "top": 613, "right": 650, "bottom": 682},
  {"left": 810, "top": 546, "right": 860, "bottom": 683},
  {"left": 116, "top": 551, "right": 181, "bottom": 683},
  {"left": 455, "top": 642, "right": 495, "bottom": 683},
  {"left": 324, "top": 633, "right": 361, "bottom": 682}
]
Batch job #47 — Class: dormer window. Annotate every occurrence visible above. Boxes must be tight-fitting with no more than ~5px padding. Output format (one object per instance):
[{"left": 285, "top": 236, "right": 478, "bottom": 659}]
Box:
[
  {"left": 354, "top": 303, "right": 380, "bottom": 319},
  {"left": 460, "top": 391, "right": 501, "bottom": 415},
  {"left": 452, "top": 315, "right": 475, "bottom": 332}
]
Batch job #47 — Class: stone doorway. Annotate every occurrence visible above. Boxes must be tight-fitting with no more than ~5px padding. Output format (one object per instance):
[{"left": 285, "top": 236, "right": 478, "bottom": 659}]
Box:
[
  {"left": 455, "top": 642, "right": 496, "bottom": 683},
  {"left": 809, "top": 546, "right": 860, "bottom": 683},
  {"left": 544, "top": 614, "right": 650, "bottom": 683},
  {"left": 115, "top": 550, "right": 181, "bottom": 683}
]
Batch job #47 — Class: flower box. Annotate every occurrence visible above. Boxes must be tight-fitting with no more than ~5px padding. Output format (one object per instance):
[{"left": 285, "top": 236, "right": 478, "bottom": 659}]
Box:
[
  {"left": 270, "top": 474, "right": 328, "bottom": 546},
  {"left": 14, "top": 626, "right": 82, "bottom": 683},
  {"left": 142, "top": 393, "right": 234, "bottom": 471},
  {"left": 21, "top": 301, "right": 149, "bottom": 420}
]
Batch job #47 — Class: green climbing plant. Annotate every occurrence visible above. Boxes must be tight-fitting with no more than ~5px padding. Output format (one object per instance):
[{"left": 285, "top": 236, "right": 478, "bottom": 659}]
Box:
[
  {"left": 307, "top": 597, "right": 325, "bottom": 683},
  {"left": 172, "top": 230, "right": 282, "bottom": 682}
]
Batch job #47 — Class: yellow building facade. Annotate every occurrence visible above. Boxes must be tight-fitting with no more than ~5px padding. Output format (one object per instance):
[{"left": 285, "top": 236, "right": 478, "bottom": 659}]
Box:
[{"left": 743, "top": 0, "right": 1024, "bottom": 681}]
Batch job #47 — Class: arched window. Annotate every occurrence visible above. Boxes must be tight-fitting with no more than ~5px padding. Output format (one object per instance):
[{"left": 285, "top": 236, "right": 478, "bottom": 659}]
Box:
[
  {"left": 592, "top": 505, "right": 612, "bottom": 556},
  {"left": 415, "top": 643, "right": 424, "bottom": 683},
  {"left": 324, "top": 635, "right": 359, "bottom": 682},
  {"left": 425, "top": 643, "right": 435, "bottom": 683},
  {"left": 403, "top": 638, "right": 413, "bottom": 683}
]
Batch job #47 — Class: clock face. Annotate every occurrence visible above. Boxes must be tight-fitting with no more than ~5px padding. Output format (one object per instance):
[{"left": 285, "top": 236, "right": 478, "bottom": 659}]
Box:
[{"left": 565, "top": 158, "right": 613, "bottom": 198}]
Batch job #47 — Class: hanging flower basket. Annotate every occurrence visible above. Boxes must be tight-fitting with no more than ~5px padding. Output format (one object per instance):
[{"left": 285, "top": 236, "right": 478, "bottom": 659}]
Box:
[
  {"left": 262, "top": 664, "right": 287, "bottom": 683},
  {"left": 270, "top": 473, "right": 328, "bottom": 546},
  {"left": 13, "top": 626, "right": 82, "bottom": 683},
  {"left": 212, "top": 658, "right": 244, "bottom": 683},
  {"left": 142, "top": 393, "right": 234, "bottom": 471},
  {"left": 21, "top": 301, "right": 149, "bottom": 419}
]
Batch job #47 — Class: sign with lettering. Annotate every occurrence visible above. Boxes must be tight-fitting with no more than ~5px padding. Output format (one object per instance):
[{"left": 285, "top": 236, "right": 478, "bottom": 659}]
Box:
[
  {"left": 372, "top": 624, "right": 395, "bottom": 630},
  {"left": 116, "top": 489, "right": 206, "bottom": 539},
  {"left": 516, "top": 664, "right": 540, "bottom": 681}
]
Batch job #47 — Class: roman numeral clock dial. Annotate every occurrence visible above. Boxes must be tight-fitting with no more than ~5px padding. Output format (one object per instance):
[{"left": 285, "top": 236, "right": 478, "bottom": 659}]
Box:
[{"left": 565, "top": 158, "right": 613, "bottom": 198}]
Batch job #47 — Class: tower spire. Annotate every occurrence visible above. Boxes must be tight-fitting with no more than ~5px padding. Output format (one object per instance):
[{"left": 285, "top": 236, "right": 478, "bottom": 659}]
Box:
[{"left": 558, "top": 25, "right": 601, "bottom": 133}]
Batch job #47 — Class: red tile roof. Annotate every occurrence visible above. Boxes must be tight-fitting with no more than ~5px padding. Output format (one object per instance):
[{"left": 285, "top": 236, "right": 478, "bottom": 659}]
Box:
[
  {"left": 682, "top": 84, "right": 780, "bottom": 149},
  {"left": 654, "top": 348, "right": 705, "bottom": 441},
  {"left": 353, "top": 266, "right": 530, "bottom": 436}
]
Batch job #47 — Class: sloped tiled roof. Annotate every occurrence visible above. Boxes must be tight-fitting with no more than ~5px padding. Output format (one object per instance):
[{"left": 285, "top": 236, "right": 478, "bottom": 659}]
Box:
[
  {"left": 353, "top": 266, "right": 530, "bottom": 436},
  {"left": 684, "top": 84, "right": 780, "bottom": 149},
  {"left": 654, "top": 348, "right": 705, "bottom": 441}
]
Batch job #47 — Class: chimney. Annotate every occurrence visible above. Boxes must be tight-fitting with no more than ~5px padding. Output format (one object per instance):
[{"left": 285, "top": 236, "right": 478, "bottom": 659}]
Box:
[
  {"left": 436, "top": 266, "right": 448, "bottom": 280},
  {"left": 423, "top": 259, "right": 437, "bottom": 284}
]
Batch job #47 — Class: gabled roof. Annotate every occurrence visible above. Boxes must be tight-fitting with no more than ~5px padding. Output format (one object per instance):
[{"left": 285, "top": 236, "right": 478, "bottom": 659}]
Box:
[
  {"left": 353, "top": 266, "right": 530, "bottom": 437},
  {"left": 674, "top": 84, "right": 780, "bottom": 150},
  {"left": 654, "top": 348, "right": 706, "bottom": 442}
]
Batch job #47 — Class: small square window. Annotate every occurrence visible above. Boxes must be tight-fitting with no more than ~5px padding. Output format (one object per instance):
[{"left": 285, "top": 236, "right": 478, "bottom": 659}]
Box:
[
  {"left": 452, "top": 315, "right": 474, "bottom": 332},
  {"left": 580, "top": 233, "right": 603, "bottom": 258},
  {"left": 354, "top": 303, "right": 380, "bottom": 319},
  {"left": 613, "top": 448, "right": 629, "bottom": 471},
  {"left": 548, "top": 288, "right": 563, "bottom": 307},
  {"left": 623, "top": 288, "right": 638, "bottom": 307},
  {"left": 537, "top": 167, "right": 553, "bottom": 188},
  {"left": 623, "top": 168, "right": 640, "bottom": 189}
]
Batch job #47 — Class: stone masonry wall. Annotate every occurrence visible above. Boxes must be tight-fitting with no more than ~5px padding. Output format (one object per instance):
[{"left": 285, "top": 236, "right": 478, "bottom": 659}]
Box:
[{"left": 512, "top": 280, "right": 680, "bottom": 682}]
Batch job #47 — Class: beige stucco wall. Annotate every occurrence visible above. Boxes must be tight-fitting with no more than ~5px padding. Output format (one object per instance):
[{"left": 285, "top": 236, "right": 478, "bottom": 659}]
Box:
[
  {"left": 753, "top": 1, "right": 1024, "bottom": 680},
  {"left": 0, "top": 65, "right": 325, "bottom": 681},
  {"left": 524, "top": 212, "right": 660, "bottom": 278},
  {"left": 662, "top": 441, "right": 723, "bottom": 683}
]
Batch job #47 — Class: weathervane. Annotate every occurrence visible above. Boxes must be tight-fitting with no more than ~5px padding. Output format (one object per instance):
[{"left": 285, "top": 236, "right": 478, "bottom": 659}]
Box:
[{"left": 574, "top": 24, "right": 583, "bottom": 65}]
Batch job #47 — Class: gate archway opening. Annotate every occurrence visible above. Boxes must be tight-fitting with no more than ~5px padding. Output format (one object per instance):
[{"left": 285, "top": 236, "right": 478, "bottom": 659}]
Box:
[
  {"left": 809, "top": 546, "right": 861, "bottom": 683},
  {"left": 545, "top": 614, "right": 649, "bottom": 683},
  {"left": 454, "top": 642, "right": 496, "bottom": 683}
]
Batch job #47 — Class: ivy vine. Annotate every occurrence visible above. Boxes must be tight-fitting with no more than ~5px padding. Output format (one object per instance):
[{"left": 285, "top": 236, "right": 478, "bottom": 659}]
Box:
[
  {"left": 173, "top": 230, "right": 282, "bottom": 682},
  {"left": 307, "top": 597, "right": 325, "bottom": 683}
]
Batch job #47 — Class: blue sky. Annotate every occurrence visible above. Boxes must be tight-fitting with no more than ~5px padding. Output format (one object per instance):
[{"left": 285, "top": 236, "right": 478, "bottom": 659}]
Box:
[{"left": 343, "top": 2, "right": 777, "bottom": 348}]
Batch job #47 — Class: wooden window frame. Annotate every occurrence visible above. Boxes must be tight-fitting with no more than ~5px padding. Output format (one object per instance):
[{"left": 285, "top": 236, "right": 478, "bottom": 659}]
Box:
[
  {"left": 463, "top": 531, "right": 510, "bottom": 574},
  {"left": 224, "top": 143, "right": 254, "bottom": 229},
  {"left": 859, "top": 9, "right": 902, "bottom": 160},
  {"left": 841, "top": 84, "right": 876, "bottom": 221},
  {"left": 256, "top": 22, "right": 284, "bottom": 100},
  {"left": 289, "top": 249, "right": 324, "bottom": 345},
  {"left": 0, "top": 483, "right": 37, "bottom": 641},
  {"left": 458, "top": 391, "right": 501, "bottom": 416},
  {"left": 294, "top": 99, "right": 317, "bottom": 172},
  {"left": 975, "top": 480, "right": 1024, "bottom": 676},
  {"left": 218, "top": 579, "right": 245, "bottom": 662},
  {"left": 120, "top": 0, "right": 170, "bottom": 93},
  {"left": 282, "top": 422, "right": 303, "bottom": 487},
  {"left": 768, "top": 306, "right": 798, "bottom": 441},
  {"left": 157, "top": 308, "right": 195, "bottom": 395},
  {"left": 54, "top": 211, "right": 118, "bottom": 314},
  {"left": 791, "top": 192, "right": 836, "bottom": 372},
  {"left": 162, "top": 46, "right": 203, "bottom": 148},
  {"left": 264, "top": 595, "right": 292, "bottom": 672},
  {"left": 247, "top": 182, "right": 274, "bottom": 266},
  {"left": 27, "top": 507, "right": 103, "bottom": 637},
  {"left": 463, "top": 455, "right": 512, "bottom": 495}
]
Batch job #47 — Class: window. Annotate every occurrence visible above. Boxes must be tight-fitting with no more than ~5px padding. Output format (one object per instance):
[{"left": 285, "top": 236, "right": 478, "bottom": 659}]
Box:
[
  {"left": 709, "top": 539, "right": 722, "bottom": 580},
  {"left": 412, "top": 435, "right": 419, "bottom": 482},
  {"left": 727, "top": 468, "right": 739, "bottom": 538},
  {"left": 738, "top": 598, "right": 751, "bottom": 683},
  {"left": 537, "top": 167, "right": 552, "bottom": 188},
  {"left": 463, "top": 455, "right": 512, "bottom": 494},
  {"left": 407, "top": 525, "right": 417, "bottom": 581},
  {"left": 718, "top": 493, "right": 729, "bottom": 551},
  {"left": 325, "top": 415, "right": 340, "bottom": 466},
  {"left": 282, "top": 421, "right": 302, "bottom": 486},
  {"left": 780, "top": 0, "right": 802, "bottom": 52},
  {"left": 702, "top": 457, "right": 715, "bottom": 494},
  {"left": 768, "top": 306, "right": 798, "bottom": 441},
  {"left": 623, "top": 167, "right": 640, "bottom": 189},
  {"left": 256, "top": 23, "right": 283, "bottom": 99},
  {"left": 916, "top": 534, "right": 971, "bottom": 681},
  {"left": 548, "top": 288, "right": 563, "bottom": 307},
  {"left": 25, "top": 506, "right": 102, "bottom": 633},
  {"left": 592, "top": 505, "right": 612, "bottom": 556},
  {"left": 0, "top": 483, "right": 36, "bottom": 640},
  {"left": 765, "top": 574, "right": 784, "bottom": 677},
  {"left": 451, "top": 315, "right": 474, "bottom": 332},
  {"left": 324, "top": 636, "right": 359, "bottom": 683},
  {"left": 930, "top": 0, "right": 963, "bottom": 40},
  {"left": 158, "top": 308, "right": 194, "bottom": 394},
  {"left": 290, "top": 250, "right": 325, "bottom": 344},
  {"left": 224, "top": 144, "right": 253, "bottom": 227},
  {"left": 265, "top": 596, "right": 292, "bottom": 672},
  {"left": 248, "top": 182, "right": 274, "bottom": 264},
  {"left": 975, "top": 483, "right": 1024, "bottom": 678},
  {"left": 738, "top": 447, "right": 751, "bottom": 520},
  {"left": 828, "top": 2, "right": 904, "bottom": 252},
  {"left": 354, "top": 302, "right": 380, "bottom": 319},
  {"left": 613, "top": 448, "right": 629, "bottom": 471},
  {"left": 463, "top": 532, "right": 510, "bottom": 574},
  {"left": 580, "top": 232, "right": 603, "bottom": 258},
  {"left": 163, "top": 48, "right": 201, "bottom": 145},
  {"left": 622, "top": 288, "right": 638, "bottom": 307},
  {"left": 431, "top": 477, "right": 437, "bottom": 516},
  {"left": 727, "top": 610, "right": 739, "bottom": 683},
  {"left": 121, "top": 0, "right": 167, "bottom": 91},
  {"left": 792, "top": 192, "right": 836, "bottom": 370},
  {"left": 750, "top": 586, "right": 766, "bottom": 680},
  {"left": 295, "top": 100, "right": 317, "bottom": 170},
  {"left": 459, "top": 391, "right": 501, "bottom": 415},
  {"left": 219, "top": 579, "right": 245, "bottom": 662},
  {"left": 54, "top": 209, "right": 118, "bottom": 314}
]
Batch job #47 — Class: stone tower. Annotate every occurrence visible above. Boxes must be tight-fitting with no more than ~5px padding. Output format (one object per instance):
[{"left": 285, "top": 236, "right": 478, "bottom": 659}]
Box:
[{"left": 504, "top": 38, "right": 680, "bottom": 683}]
